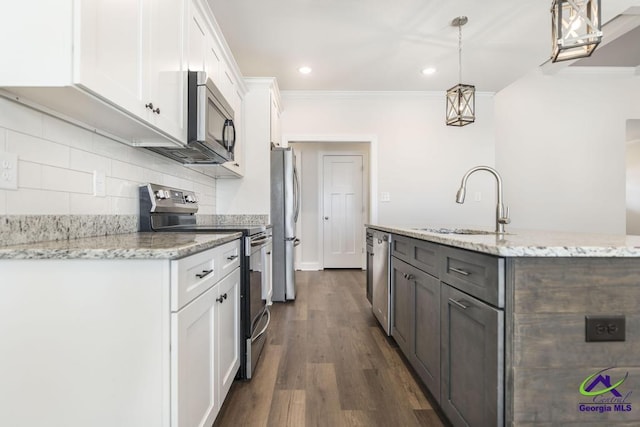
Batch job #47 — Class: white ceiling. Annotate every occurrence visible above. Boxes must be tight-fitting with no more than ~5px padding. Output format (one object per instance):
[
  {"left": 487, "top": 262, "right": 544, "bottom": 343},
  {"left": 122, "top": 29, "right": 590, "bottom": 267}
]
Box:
[{"left": 207, "top": 0, "right": 640, "bottom": 92}]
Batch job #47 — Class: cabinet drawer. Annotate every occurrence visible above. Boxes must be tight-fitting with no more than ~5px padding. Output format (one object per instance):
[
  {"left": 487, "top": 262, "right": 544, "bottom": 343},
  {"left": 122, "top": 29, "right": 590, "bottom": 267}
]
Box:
[
  {"left": 171, "top": 239, "right": 241, "bottom": 311},
  {"left": 439, "top": 246, "right": 504, "bottom": 308},
  {"left": 392, "top": 235, "right": 439, "bottom": 277},
  {"left": 171, "top": 246, "right": 217, "bottom": 311},
  {"left": 218, "top": 240, "right": 241, "bottom": 281}
]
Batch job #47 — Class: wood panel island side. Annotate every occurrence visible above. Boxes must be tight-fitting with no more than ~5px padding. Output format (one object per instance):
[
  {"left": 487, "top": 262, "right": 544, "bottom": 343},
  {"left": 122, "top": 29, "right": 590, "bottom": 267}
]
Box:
[{"left": 367, "top": 225, "right": 640, "bottom": 427}]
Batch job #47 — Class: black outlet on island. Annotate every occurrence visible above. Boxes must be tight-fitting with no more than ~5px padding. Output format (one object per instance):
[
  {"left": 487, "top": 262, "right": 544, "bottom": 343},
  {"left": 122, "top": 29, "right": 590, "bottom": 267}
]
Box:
[{"left": 585, "top": 315, "right": 626, "bottom": 342}]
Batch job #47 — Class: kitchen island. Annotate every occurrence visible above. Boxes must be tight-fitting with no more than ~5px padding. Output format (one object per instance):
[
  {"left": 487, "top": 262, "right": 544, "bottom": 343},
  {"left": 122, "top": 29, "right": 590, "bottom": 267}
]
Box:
[
  {"left": 367, "top": 225, "right": 640, "bottom": 427},
  {"left": 0, "top": 232, "right": 243, "bottom": 427}
]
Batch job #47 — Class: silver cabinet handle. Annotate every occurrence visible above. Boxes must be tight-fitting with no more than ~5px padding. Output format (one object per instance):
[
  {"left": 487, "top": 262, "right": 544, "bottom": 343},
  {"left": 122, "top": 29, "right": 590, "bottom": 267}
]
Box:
[
  {"left": 324, "top": 216, "right": 329, "bottom": 220},
  {"left": 402, "top": 273, "right": 414, "bottom": 280},
  {"left": 195, "top": 269, "right": 213, "bottom": 279},
  {"left": 449, "top": 266, "right": 470, "bottom": 276},
  {"left": 449, "top": 298, "right": 469, "bottom": 310},
  {"left": 227, "top": 255, "right": 239, "bottom": 261},
  {"left": 215, "top": 293, "right": 228, "bottom": 304}
]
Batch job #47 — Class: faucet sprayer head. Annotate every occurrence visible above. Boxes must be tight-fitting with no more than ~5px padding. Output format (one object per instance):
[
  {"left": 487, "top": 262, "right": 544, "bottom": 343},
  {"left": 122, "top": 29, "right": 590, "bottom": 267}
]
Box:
[{"left": 455, "top": 187, "right": 466, "bottom": 204}]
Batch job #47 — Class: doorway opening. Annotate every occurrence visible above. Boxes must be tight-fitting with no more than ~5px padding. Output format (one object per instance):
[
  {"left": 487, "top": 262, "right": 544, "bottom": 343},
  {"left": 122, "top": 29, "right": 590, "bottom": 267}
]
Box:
[{"left": 287, "top": 136, "right": 376, "bottom": 271}]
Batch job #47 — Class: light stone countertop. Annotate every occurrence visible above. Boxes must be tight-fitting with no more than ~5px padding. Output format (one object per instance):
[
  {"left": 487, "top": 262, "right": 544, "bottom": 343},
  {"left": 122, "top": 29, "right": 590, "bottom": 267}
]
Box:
[
  {"left": 367, "top": 225, "right": 640, "bottom": 257},
  {"left": 0, "top": 232, "right": 243, "bottom": 260}
]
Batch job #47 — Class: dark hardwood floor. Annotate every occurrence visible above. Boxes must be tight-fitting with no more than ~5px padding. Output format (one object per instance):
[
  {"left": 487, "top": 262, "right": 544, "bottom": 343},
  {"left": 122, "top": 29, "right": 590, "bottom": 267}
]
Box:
[{"left": 214, "top": 269, "right": 447, "bottom": 427}]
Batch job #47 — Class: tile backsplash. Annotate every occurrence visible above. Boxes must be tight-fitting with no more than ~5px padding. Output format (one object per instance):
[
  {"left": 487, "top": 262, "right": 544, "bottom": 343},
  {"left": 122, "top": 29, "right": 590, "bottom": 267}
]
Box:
[{"left": 0, "top": 95, "right": 217, "bottom": 216}]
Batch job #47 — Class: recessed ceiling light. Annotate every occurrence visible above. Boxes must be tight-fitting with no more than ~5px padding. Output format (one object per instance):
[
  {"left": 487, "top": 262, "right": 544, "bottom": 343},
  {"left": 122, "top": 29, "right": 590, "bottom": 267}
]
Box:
[
  {"left": 298, "top": 66, "right": 312, "bottom": 74},
  {"left": 421, "top": 67, "right": 437, "bottom": 76}
]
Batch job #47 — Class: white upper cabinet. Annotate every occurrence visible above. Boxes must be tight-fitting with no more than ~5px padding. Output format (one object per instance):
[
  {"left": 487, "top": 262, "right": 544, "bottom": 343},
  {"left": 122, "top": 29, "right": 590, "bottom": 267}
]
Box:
[{"left": 0, "top": 0, "right": 188, "bottom": 146}]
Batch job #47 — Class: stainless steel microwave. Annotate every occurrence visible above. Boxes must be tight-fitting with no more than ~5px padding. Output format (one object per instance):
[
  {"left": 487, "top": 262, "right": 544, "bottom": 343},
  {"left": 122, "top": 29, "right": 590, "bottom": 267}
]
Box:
[
  {"left": 147, "top": 71, "right": 235, "bottom": 164},
  {"left": 187, "top": 70, "right": 235, "bottom": 163}
]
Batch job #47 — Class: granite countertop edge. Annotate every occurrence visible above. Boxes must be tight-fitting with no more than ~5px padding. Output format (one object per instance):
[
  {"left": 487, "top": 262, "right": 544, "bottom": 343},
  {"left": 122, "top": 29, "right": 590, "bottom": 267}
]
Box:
[
  {"left": 0, "top": 232, "right": 243, "bottom": 260},
  {"left": 367, "top": 224, "right": 640, "bottom": 258}
]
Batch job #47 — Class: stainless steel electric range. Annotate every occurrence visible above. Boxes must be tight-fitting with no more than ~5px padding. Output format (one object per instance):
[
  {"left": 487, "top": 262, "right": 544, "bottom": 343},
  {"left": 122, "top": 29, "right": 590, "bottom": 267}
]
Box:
[{"left": 139, "top": 183, "right": 272, "bottom": 379}]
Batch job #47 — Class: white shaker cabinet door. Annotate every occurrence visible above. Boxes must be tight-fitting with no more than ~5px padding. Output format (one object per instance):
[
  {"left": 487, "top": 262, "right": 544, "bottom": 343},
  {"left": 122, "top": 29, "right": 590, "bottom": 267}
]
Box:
[
  {"left": 147, "top": 0, "right": 187, "bottom": 141},
  {"left": 216, "top": 268, "right": 241, "bottom": 400},
  {"left": 171, "top": 284, "right": 218, "bottom": 427},
  {"left": 75, "top": 0, "right": 148, "bottom": 120}
]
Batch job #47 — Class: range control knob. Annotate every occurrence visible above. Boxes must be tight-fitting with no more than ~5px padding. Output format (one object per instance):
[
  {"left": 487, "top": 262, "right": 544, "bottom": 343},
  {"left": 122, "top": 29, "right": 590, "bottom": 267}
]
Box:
[
  {"left": 185, "top": 194, "right": 197, "bottom": 203},
  {"left": 155, "top": 190, "right": 169, "bottom": 200}
]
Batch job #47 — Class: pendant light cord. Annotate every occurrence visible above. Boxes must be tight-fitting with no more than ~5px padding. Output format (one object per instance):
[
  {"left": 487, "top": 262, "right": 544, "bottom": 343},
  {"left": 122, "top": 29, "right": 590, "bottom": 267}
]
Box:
[{"left": 458, "top": 22, "right": 462, "bottom": 84}]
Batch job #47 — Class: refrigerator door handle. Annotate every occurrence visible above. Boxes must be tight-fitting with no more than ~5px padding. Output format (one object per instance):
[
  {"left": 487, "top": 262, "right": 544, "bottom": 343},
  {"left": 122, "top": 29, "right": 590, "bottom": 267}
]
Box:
[{"left": 293, "top": 164, "right": 300, "bottom": 222}]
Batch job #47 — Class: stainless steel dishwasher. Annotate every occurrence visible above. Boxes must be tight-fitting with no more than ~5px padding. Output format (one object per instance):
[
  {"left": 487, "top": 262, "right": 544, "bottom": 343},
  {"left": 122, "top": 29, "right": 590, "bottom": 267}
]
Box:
[{"left": 371, "top": 230, "right": 392, "bottom": 335}]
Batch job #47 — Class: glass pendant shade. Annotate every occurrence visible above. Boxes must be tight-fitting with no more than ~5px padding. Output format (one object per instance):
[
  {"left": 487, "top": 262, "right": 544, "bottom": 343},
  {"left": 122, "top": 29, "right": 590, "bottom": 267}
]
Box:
[
  {"left": 551, "top": 0, "right": 602, "bottom": 62},
  {"left": 446, "top": 84, "right": 475, "bottom": 126}
]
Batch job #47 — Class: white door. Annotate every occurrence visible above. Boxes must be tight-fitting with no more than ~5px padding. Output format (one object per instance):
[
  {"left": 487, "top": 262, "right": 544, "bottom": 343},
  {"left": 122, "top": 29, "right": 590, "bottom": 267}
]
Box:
[{"left": 322, "top": 155, "right": 364, "bottom": 268}]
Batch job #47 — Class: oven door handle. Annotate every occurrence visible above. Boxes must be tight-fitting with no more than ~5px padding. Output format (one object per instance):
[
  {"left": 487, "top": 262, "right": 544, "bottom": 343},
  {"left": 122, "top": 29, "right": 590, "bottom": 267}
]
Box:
[
  {"left": 251, "top": 307, "right": 271, "bottom": 343},
  {"left": 250, "top": 236, "right": 271, "bottom": 246}
]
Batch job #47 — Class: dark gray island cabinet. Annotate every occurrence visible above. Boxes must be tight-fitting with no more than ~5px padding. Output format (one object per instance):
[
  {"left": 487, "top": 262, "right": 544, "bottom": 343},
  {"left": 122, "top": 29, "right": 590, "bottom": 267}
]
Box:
[{"left": 371, "top": 226, "right": 640, "bottom": 427}]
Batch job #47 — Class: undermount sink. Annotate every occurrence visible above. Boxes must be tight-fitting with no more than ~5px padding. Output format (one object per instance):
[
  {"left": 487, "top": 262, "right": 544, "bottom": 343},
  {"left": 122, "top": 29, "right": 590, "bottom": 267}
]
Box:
[{"left": 416, "top": 227, "right": 508, "bottom": 235}]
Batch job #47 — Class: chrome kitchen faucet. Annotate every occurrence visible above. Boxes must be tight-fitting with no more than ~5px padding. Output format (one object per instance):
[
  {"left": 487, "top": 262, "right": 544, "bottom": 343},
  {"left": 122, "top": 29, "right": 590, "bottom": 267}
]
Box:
[{"left": 456, "top": 166, "right": 510, "bottom": 234}]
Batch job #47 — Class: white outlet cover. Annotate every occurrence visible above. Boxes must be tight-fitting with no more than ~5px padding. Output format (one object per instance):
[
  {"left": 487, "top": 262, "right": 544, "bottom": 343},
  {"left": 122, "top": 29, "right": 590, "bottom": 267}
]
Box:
[{"left": 0, "top": 152, "right": 18, "bottom": 190}]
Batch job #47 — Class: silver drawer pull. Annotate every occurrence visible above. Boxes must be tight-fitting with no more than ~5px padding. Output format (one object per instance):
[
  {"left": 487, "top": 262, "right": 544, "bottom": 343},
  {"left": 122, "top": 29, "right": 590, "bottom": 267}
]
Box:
[
  {"left": 402, "top": 273, "right": 414, "bottom": 280},
  {"left": 449, "top": 298, "right": 469, "bottom": 310},
  {"left": 226, "top": 255, "right": 238, "bottom": 261},
  {"left": 449, "top": 266, "right": 470, "bottom": 276},
  {"left": 195, "top": 269, "right": 213, "bottom": 279}
]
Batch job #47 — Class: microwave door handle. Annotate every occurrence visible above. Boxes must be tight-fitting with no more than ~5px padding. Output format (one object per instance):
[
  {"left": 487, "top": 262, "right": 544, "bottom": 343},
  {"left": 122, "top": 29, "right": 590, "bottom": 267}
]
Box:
[{"left": 223, "top": 120, "right": 235, "bottom": 152}]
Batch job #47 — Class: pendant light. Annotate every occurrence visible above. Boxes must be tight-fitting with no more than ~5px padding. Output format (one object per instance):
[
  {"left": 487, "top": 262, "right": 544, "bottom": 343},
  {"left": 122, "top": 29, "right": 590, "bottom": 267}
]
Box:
[
  {"left": 446, "top": 16, "right": 475, "bottom": 127},
  {"left": 551, "top": 0, "right": 602, "bottom": 62}
]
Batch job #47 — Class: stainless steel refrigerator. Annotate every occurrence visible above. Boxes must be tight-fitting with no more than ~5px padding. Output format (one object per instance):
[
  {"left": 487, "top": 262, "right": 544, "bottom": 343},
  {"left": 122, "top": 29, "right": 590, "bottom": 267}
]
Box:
[{"left": 271, "top": 147, "right": 300, "bottom": 301}]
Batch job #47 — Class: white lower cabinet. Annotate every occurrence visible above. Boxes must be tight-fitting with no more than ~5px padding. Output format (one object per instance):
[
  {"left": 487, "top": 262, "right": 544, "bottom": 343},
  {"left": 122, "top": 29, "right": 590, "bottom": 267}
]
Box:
[
  {"left": 172, "top": 267, "right": 240, "bottom": 427},
  {"left": 0, "top": 239, "right": 240, "bottom": 427}
]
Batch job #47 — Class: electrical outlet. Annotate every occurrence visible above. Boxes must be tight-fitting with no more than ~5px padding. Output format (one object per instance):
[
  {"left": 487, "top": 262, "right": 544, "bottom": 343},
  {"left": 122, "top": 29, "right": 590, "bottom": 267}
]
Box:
[
  {"left": 585, "top": 315, "right": 625, "bottom": 342},
  {"left": 0, "top": 152, "right": 18, "bottom": 190}
]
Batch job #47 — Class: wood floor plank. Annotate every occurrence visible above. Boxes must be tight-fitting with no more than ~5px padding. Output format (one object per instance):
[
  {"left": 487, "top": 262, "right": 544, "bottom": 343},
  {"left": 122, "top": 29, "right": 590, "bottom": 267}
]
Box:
[
  {"left": 268, "top": 390, "right": 305, "bottom": 427},
  {"left": 305, "top": 363, "right": 342, "bottom": 427}
]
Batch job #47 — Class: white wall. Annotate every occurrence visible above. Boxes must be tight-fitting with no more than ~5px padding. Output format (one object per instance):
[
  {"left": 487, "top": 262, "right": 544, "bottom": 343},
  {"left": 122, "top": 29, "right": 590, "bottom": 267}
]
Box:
[
  {"left": 280, "top": 91, "right": 498, "bottom": 230},
  {"left": 0, "top": 96, "right": 216, "bottom": 216},
  {"left": 494, "top": 69, "right": 640, "bottom": 234}
]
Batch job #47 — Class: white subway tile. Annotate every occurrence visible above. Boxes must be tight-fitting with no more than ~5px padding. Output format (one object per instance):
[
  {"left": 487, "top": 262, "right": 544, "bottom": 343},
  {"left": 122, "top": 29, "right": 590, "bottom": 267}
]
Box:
[
  {"left": 69, "top": 193, "right": 111, "bottom": 215},
  {"left": 0, "top": 129, "right": 7, "bottom": 150},
  {"left": 142, "top": 168, "right": 163, "bottom": 186},
  {"left": 42, "top": 115, "right": 93, "bottom": 150},
  {"left": 0, "top": 190, "right": 6, "bottom": 214},
  {"left": 0, "top": 97, "right": 43, "bottom": 137},
  {"left": 7, "top": 131, "right": 70, "bottom": 168},
  {"left": 92, "top": 133, "right": 137, "bottom": 163},
  {"left": 69, "top": 148, "right": 112, "bottom": 174},
  {"left": 42, "top": 165, "right": 92, "bottom": 194},
  {"left": 106, "top": 177, "right": 138, "bottom": 198},
  {"left": 110, "top": 196, "right": 138, "bottom": 215},
  {"left": 18, "top": 160, "right": 42, "bottom": 189},
  {"left": 6, "top": 188, "right": 69, "bottom": 215},
  {"left": 112, "top": 159, "right": 144, "bottom": 183}
]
